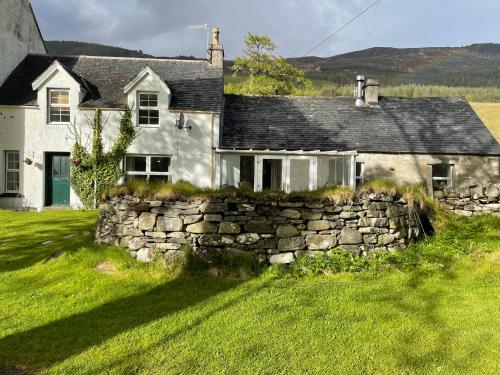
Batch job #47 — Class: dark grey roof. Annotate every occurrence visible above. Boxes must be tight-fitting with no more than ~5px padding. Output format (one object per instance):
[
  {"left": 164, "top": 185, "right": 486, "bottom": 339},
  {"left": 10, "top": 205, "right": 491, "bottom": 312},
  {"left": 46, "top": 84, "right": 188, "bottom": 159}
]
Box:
[
  {"left": 222, "top": 94, "right": 500, "bottom": 155},
  {"left": 0, "top": 54, "right": 223, "bottom": 112}
]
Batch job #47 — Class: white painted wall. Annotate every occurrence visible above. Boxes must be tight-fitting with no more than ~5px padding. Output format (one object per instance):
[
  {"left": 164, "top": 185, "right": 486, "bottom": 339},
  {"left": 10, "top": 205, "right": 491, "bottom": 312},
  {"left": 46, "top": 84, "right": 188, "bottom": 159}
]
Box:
[
  {"left": 0, "top": 67, "right": 219, "bottom": 209},
  {"left": 0, "top": 0, "right": 46, "bottom": 85}
]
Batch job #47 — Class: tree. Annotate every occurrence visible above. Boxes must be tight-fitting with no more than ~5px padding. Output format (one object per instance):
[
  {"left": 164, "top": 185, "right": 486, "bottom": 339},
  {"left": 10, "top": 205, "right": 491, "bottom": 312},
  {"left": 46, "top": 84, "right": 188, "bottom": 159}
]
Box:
[
  {"left": 70, "top": 108, "right": 135, "bottom": 209},
  {"left": 230, "top": 33, "right": 312, "bottom": 96}
]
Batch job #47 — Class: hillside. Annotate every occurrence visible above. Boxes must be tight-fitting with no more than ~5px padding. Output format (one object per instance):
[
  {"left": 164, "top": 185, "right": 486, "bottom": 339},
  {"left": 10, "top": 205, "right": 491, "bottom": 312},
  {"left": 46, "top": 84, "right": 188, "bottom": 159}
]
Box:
[{"left": 47, "top": 41, "right": 500, "bottom": 89}]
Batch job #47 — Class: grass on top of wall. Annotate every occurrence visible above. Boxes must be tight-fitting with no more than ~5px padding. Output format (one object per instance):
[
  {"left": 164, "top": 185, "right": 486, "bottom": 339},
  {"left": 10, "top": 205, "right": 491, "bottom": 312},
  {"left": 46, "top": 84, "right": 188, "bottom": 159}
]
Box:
[
  {"left": 102, "top": 179, "right": 430, "bottom": 208},
  {"left": 0, "top": 209, "right": 499, "bottom": 374}
]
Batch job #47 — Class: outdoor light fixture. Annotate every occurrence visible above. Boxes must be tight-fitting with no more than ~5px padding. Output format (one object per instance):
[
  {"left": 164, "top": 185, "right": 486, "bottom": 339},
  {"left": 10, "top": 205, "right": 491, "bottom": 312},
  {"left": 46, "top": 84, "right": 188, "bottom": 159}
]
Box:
[{"left": 175, "top": 113, "right": 192, "bottom": 130}]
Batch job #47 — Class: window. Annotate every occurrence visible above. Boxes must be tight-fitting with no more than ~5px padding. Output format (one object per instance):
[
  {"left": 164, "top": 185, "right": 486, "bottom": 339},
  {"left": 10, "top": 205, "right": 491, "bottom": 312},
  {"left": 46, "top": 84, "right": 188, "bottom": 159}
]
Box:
[
  {"left": 355, "top": 162, "right": 364, "bottom": 186},
  {"left": 220, "top": 155, "right": 255, "bottom": 189},
  {"left": 5, "top": 151, "right": 20, "bottom": 193},
  {"left": 125, "top": 155, "right": 171, "bottom": 183},
  {"left": 138, "top": 93, "right": 159, "bottom": 126},
  {"left": 48, "top": 89, "right": 70, "bottom": 123},
  {"left": 432, "top": 163, "right": 453, "bottom": 189},
  {"left": 317, "top": 156, "right": 352, "bottom": 188}
]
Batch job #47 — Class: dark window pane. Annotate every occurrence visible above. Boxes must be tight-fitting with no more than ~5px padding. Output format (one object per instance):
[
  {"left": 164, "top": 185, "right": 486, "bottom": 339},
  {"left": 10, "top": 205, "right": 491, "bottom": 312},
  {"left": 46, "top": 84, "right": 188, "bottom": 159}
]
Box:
[
  {"left": 60, "top": 156, "right": 70, "bottom": 179},
  {"left": 356, "top": 162, "right": 363, "bottom": 176},
  {"left": 126, "top": 156, "right": 146, "bottom": 172},
  {"left": 432, "top": 164, "right": 450, "bottom": 178},
  {"left": 240, "top": 156, "right": 254, "bottom": 188},
  {"left": 151, "top": 157, "right": 170, "bottom": 172},
  {"left": 7, "top": 171, "right": 19, "bottom": 191},
  {"left": 149, "top": 175, "right": 169, "bottom": 183},
  {"left": 52, "top": 157, "right": 61, "bottom": 178}
]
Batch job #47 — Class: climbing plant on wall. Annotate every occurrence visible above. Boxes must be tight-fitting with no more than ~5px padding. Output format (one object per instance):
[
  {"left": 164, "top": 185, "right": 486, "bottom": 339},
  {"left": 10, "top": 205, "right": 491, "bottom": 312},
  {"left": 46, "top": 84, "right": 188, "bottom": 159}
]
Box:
[{"left": 70, "top": 108, "right": 135, "bottom": 209}]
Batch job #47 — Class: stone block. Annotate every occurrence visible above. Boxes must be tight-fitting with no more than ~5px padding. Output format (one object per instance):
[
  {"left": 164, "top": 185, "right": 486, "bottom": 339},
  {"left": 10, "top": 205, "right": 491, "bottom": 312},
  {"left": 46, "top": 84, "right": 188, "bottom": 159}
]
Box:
[
  {"left": 128, "top": 237, "right": 146, "bottom": 251},
  {"left": 186, "top": 221, "right": 217, "bottom": 234},
  {"left": 236, "top": 233, "right": 260, "bottom": 245},
  {"left": 137, "top": 212, "right": 157, "bottom": 231},
  {"left": 145, "top": 231, "right": 167, "bottom": 239},
  {"left": 156, "top": 217, "right": 183, "bottom": 232},
  {"left": 378, "top": 233, "right": 395, "bottom": 245},
  {"left": 485, "top": 185, "right": 500, "bottom": 200},
  {"left": 237, "top": 203, "right": 255, "bottom": 212},
  {"left": 339, "top": 212, "right": 358, "bottom": 219},
  {"left": 307, "top": 220, "right": 330, "bottom": 231},
  {"left": 306, "top": 234, "right": 335, "bottom": 250},
  {"left": 137, "top": 248, "right": 156, "bottom": 263},
  {"left": 278, "top": 237, "right": 305, "bottom": 251},
  {"left": 301, "top": 211, "right": 323, "bottom": 220},
  {"left": 269, "top": 252, "right": 295, "bottom": 264},
  {"left": 149, "top": 201, "right": 162, "bottom": 207},
  {"left": 338, "top": 245, "right": 361, "bottom": 256},
  {"left": 219, "top": 222, "right": 241, "bottom": 234},
  {"left": 183, "top": 215, "right": 203, "bottom": 225},
  {"left": 204, "top": 214, "right": 223, "bottom": 222},
  {"left": 200, "top": 202, "right": 227, "bottom": 213},
  {"left": 363, "top": 234, "right": 378, "bottom": 244},
  {"left": 279, "top": 209, "right": 301, "bottom": 219},
  {"left": 199, "top": 234, "right": 234, "bottom": 246},
  {"left": 276, "top": 224, "right": 299, "bottom": 238},
  {"left": 339, "top": 228, "right": 363, "bottom": 245}
]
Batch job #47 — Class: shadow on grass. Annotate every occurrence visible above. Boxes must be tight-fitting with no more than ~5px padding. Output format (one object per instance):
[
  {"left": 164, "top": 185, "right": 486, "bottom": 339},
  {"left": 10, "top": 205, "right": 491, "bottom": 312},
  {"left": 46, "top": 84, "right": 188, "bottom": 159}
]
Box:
[
  {"left": 0, "top": 273, "right": 249, "bottom": 371},
  {"left": 0, "top": 214, "right": 96, "bottom": 273}
]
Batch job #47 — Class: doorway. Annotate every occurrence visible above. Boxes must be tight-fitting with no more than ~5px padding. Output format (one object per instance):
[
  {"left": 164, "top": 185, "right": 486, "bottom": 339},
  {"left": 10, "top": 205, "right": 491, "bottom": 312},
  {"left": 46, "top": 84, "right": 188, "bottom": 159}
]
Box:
[{"left": 45, "top": 153, "right": 70, "bottom": 206}]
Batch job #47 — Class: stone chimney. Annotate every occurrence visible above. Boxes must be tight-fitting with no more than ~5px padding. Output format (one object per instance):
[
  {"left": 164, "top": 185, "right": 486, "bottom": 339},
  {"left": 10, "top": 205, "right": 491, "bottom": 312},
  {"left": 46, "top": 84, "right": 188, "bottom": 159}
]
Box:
[
  {"left": 364, "top": 79, "right": 379, "bottom": 106},
  {"left": 207, "top": 27, "right": 224, "bottom": 69}
]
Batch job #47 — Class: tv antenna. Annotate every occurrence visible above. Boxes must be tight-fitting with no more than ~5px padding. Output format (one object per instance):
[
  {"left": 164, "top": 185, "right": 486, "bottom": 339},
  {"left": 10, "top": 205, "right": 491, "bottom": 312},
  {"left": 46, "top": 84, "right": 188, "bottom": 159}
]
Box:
[{"left": 189, "top": 24, "right": 210, "bottom": 51}]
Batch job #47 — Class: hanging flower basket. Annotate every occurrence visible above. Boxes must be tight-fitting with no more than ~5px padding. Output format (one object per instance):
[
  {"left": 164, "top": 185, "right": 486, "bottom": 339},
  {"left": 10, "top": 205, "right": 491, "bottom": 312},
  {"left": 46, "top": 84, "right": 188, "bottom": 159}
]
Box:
[
  {"left": 71, "top": 158, "right": 82, "bottom": 166},
  {"left": 23, "top": 157, "right": 33, "bottom": 165}
]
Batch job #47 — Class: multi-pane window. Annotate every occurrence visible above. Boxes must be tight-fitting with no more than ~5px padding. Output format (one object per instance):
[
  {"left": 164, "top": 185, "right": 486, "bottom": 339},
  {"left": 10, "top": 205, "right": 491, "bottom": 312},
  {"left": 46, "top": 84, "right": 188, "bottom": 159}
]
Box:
[
  {"left": 432, "top": 163, "right": 454, "bottom": 189},
  {"left": 5, "top": 151, "right": 20, "bottom": 193},
  {"left": 125, "top": 155, "right": 171, "bottom": 183},
  {"left": 220, "top": 155, "right": 255, "bottom": 189},
  {"left": 48, "top": 89, "right": 70, "bottom": 123},
  {"left": 138, "top": 93, "right": 159, "bottom": 126},
  {"left": 355, "top": 162, "right": 365, "bottom": 186}
]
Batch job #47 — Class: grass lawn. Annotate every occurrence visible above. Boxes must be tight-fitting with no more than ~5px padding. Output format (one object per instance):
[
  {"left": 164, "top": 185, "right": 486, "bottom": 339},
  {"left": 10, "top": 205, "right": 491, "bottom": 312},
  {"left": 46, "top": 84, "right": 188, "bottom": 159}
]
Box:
[
  {"left": 470, "top": 102, "right": 500, "bottom": 142},
  {"left": 0, "top": 210, "right": 499, "bottom": 374}
]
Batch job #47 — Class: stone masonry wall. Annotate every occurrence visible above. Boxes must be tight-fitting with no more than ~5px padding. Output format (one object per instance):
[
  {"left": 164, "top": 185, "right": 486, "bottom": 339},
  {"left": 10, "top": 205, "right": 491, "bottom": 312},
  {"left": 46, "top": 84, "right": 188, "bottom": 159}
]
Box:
[
  {"left": 96, "top": 194, "right": 422, "bottom": 264},
  {"left": 433, "top": 184, "right": 500, "bottom": 217}
]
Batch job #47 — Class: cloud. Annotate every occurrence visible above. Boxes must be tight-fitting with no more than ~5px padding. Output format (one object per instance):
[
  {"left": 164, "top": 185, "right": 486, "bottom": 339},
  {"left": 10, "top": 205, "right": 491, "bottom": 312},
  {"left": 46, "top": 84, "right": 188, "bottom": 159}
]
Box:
[{"left": 31, "top": 0, "right": 500, "bottom": 58}]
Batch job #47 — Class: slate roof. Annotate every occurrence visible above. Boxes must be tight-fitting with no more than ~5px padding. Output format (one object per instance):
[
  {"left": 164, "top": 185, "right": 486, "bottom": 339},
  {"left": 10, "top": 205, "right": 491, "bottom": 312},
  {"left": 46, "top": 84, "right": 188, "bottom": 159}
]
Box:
[
  {"left": 0, "top": 54, "right": 223, "bottom": 112},
  {"left": 222, "top": 94, "right": 500, "bottom": 155}
]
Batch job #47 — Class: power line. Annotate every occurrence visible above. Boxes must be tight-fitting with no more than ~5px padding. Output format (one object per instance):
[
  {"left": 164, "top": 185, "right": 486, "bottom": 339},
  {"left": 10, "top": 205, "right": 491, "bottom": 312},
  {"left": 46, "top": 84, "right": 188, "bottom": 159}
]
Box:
[{"left": 302, "top": 0, "right": 382, "bottom": 57}]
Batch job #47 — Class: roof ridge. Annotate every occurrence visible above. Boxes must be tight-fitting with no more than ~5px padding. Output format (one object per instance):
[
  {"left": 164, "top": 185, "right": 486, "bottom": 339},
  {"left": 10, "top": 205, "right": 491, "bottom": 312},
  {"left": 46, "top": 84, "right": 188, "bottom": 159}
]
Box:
[{"left": 39, "top": 54, "right": 208, "bottom": 63}]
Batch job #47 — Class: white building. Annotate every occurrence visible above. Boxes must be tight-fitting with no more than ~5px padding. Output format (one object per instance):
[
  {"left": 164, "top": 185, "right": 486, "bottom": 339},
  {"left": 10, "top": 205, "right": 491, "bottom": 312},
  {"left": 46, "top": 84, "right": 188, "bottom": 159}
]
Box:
[{"left": 0, "top": 2, "right": 498, "bottom": 210}]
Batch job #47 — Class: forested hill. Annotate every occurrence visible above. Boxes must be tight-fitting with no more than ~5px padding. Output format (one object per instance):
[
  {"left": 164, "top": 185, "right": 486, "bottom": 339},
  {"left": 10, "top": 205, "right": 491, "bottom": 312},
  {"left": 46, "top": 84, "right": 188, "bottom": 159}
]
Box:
[
  {"left": 45, "top": 41, "right": 153, "bottom": 58},
  {"left": 46, "top": 40, "right": 500, "bottom": 88}
]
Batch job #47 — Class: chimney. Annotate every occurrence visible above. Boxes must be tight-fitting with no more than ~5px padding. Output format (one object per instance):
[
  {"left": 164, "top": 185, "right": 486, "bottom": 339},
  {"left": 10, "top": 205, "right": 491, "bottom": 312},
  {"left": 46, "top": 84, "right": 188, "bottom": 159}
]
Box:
[
  {"left": 355, "top": 75, "right": 365, "bottom": 107},
  {"left": 364, "top": 79, "right": 379, "bottom": 106},
  {"left": 207, "top": 27, "right": 224, "bottom": 69}
]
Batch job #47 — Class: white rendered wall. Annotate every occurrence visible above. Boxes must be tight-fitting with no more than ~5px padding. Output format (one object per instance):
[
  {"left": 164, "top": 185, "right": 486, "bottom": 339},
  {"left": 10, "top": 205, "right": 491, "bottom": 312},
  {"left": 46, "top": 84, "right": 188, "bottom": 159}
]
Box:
[
  {"left": 0, "top": 0, "right": 46, "bottom": 85},
  {"left": 0, "top": 68, "right": 219, "bottom": 209}
]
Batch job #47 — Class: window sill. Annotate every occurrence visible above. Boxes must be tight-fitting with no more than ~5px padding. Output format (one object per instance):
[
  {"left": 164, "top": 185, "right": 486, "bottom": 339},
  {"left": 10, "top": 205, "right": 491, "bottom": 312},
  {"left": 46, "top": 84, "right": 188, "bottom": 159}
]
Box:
[
  {"left": 47, "top": 122, "right": 71, "bottom": 126},
  {"left": 138, "top": 125, "right": 160, "bottom": 128},
  {"left": 0, "top": 193, "right": 24, "bottom": 198}
]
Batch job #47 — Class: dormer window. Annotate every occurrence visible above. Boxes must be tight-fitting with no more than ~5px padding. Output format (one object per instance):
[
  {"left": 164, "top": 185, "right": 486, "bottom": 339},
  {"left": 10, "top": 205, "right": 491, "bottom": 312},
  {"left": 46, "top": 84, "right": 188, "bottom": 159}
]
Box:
[
  {"left": 48, "top": 89, "right": 70, "bottom": 124},
  {"left": 138, "top": 92, "right": 159, "bottom": 126}
]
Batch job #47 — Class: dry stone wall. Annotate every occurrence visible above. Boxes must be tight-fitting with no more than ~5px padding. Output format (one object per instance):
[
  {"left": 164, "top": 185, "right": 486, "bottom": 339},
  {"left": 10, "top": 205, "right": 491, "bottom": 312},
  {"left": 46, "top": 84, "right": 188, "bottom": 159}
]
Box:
[
  {"left": 96, "top": 194, "right": 422, "bottom": 264},
  {"left": 433, "top": 184, "right": 500, "bottom": 217}
]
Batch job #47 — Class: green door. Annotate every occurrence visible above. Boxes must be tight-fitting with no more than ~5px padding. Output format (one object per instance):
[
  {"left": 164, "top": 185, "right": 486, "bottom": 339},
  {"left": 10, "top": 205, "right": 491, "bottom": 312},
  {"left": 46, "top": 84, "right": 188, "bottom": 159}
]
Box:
[{"left": 49, "top": 154, "right": 70, "bottom": 206}]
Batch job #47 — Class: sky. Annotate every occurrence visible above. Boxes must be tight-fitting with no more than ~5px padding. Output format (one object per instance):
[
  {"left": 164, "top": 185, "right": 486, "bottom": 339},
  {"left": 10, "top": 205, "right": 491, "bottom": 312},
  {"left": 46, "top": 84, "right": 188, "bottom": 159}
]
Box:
[{"left": 31, "top": 0, "right": 500, "bottom": 59}]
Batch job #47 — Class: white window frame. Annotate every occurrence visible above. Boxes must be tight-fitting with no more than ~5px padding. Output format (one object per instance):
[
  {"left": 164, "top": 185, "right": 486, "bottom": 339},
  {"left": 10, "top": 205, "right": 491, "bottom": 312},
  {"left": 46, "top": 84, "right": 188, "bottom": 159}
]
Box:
[
  {"left": 355, "top": 162, "right": 365, "bottom": 186},
  {"left": 137, "top": 92, "right": 160, "bottom": 127},
  {"left": 48, "top": 89, "right": 71, "bottom": 124},
  {"left": 5, "top": 151, "right": 20, "bottom": 193},
  {"left": 124, "top": 155, "right": 171, "bottom": 183},
  {"left": 431, "top": 163, "right": 454, "bottom": 188}
]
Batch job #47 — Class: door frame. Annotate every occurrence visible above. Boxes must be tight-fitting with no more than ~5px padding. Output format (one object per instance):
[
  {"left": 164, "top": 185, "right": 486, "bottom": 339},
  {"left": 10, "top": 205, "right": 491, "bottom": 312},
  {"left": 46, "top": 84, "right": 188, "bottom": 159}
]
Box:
[
  {"left": 255, "top": 155, "right": 317, "bottom": 193},
  {"left": 45, "top": 152, "right": 71, "bottom": 206}
]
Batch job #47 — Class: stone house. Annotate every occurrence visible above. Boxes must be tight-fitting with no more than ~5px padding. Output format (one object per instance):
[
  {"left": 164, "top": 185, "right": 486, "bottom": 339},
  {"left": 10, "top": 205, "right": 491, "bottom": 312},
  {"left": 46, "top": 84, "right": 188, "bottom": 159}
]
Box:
[{"left": 0, "top": 1, "right": 498, "bottom": 210}]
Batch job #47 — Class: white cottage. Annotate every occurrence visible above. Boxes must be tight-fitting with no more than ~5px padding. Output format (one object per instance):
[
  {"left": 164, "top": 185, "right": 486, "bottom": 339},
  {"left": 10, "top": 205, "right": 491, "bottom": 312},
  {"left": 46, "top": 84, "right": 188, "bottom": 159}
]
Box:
[{"left": 0, "top": 1, "right": 498, "bottom": 210}]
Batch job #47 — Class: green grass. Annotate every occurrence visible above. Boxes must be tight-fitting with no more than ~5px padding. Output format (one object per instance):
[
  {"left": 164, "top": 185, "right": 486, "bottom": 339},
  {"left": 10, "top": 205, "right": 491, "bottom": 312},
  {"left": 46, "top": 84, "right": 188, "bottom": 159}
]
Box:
[{"left": 0, "top": 210, "right": 499, "bottom": 374}]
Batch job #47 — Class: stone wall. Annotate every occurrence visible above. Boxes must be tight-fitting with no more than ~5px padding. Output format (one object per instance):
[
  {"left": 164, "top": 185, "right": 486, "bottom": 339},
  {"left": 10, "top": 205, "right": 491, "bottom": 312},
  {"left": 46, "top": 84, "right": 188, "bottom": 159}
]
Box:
[
  {"left": 96, "top": 194, "right": 422, "bottom": 264},
  {"left": 433, "top": 184, "right": 500, "bottom": 216}
]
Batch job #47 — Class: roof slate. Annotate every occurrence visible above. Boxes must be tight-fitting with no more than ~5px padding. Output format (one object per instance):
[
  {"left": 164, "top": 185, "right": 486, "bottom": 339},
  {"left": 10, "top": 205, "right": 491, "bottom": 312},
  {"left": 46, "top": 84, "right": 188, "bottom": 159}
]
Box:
[
  {"left": 0, "top": 54, "right": 223, "bottom": 112},
  {"left": 221, "top": 94, "right": 500, "bottom": 155}
]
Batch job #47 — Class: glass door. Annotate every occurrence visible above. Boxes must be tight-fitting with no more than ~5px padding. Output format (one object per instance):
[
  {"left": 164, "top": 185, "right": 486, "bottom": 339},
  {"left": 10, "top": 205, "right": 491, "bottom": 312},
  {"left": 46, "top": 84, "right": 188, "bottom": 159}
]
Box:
[
  {"left": 256, "top": 156, "right": 286, "bottom": 191},
  {"left": 286, "top": 156, "right": 316, "bottom": 192}
]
